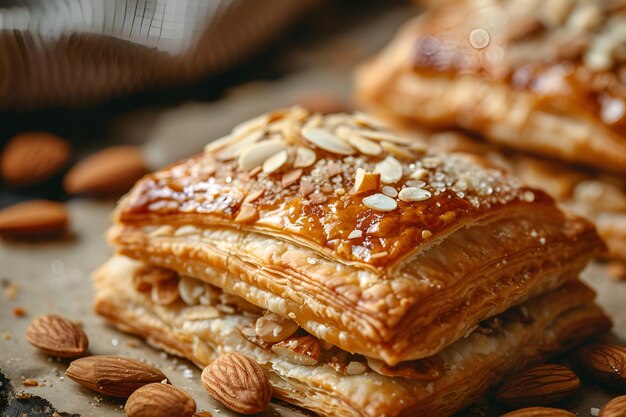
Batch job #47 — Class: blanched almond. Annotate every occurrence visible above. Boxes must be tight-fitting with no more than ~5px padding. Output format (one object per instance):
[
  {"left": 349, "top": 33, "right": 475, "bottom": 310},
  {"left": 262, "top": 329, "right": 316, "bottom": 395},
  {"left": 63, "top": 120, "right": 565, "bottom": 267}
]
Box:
[
  {"left": 301, "top": 127, "right": 355, "bottom": 155},
  {"left": 374, "top": 156, "right": 403, "bottom": 184},
  {"left": 362, "top": 193, "right": 397, "bottom": 212}
]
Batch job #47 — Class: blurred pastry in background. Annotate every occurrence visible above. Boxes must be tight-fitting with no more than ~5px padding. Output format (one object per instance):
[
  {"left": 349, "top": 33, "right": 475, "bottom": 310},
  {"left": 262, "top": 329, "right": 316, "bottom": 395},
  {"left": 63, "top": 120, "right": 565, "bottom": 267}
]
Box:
[
  {"left": 421, "top": 131, "right": 626, "bottom": 263},
  {"left": 355, "top": 0, "right": 626, "bottom": 174}
]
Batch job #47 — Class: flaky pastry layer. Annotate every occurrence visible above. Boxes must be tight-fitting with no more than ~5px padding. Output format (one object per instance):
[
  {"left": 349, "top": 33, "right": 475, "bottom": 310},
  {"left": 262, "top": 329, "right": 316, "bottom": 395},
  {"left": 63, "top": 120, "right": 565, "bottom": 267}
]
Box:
[
  {"left": 355, "top": 0, "right": 626, "bottom": 173},
  {"left": 109, "top": 109, "right": 603, "bottom": 365},
  {"left": 93, "top": 256, "right": 610, "bottom": 417}
]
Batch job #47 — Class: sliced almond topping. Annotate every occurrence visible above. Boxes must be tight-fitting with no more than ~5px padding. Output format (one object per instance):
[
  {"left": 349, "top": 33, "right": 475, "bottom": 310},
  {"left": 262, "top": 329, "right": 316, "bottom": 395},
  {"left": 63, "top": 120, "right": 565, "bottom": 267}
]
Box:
[
  {"left": 232, "top": 113, "right": 268, "bottom": 136},
  {"left": 309, "top": 192, "right": 328, "bottom": 205},
  {"left": 244, "top": 188, "right": 265, "bottom": 204},
  {"left": 374, "top": 156, "right": 403, "bottom": 184},
  {"left": 262, "top": 150, "right": 288, "bottom": 174},
  {"left": 216, "top": 130, "right": 264, "bottom": 161},
  {"left": 303, "top": 113, "right": 323, "bottom": 130},
  {"left": 398, "top": 187, "right": 432, "bottom": 202},
  {"left": 382, "top": 186, "right": 398, "bottom": 197},
  {"left": 299, "top": 179, "right": 315, "bottom": 197},
  {"left": 178, "top": 276, "right": 207, "bottom": 306},
  {"left": 301, "top": 127, "right": 355, "bottom": 155},
  {"left": 380, "top": 141, "right": 415, "bottom": 160},
  {"left": 370, "top": 251, "right": 388, "bottom": 259},
  {"left": 362, "top": 193, "right": 398, "bottom": 212},
  {"left": 281, "top": 169, "right": 303, "bottom": 188},
  {"left": 235, "top": 204, "right": 259, "bottom": 224},
  {"left": 271, "top": 336, "right": 320, "bottom": 366},
  {"left": 294, "top": 146, "right": 317, "bottom": 168},
  {"left": 350, "top": 169, "right": 381, "bottom": 195},
  {"left": 255, "top": 311, "right": 299, "bottom": 343},
  {"left": 352, "top": 128, "right": 411, "bottom": 144},
  {"left": 327, "top": 161, "right": 343, "bottom": 177},
  {"left": 346, "top": 135, "right": 383, "bottom": 156},
  {"left": 238, "top": 139, "right": 286, "bottom": 171},
  {"left": 410, "top": 168, "right": 429, "bottom": 180},
  {"left": 347, "top": 229, "right": 363, "bottom": 239}
]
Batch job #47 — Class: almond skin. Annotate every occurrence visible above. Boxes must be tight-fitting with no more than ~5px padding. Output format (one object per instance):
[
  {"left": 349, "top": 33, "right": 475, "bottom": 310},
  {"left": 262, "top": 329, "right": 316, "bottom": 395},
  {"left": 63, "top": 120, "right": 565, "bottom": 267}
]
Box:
[
  {"left": 1, "top": 132, "right": 71, "bottom": 186},
  {"left": 600, "top": 395, "right": 626, "bottom": 417},
  {"left": 65, "top": 355, "right": 167, "bottom": 397},
  {"left": 25, "top": 314, "right": 88, "bottom": 358},
  {"left": 578, "top": 344, "right": 626, "bottom": 388},
  {"left": 125, "top": 382, "right": 196, "bottom": 417},
  {"left": 500, "top": 407, "right": 576, "bottom": 417},
  {"left": 201, "top": 353, "right": 271, "bottom": 414},
  {"left": 496, "top": 364, "right": 580, "bottom": 407},
  {"left": 0, "top": 200, "right": 68, "bottom": 239},
  {"left": 63, "top": 145, "right": 146, "bottom": 196}
]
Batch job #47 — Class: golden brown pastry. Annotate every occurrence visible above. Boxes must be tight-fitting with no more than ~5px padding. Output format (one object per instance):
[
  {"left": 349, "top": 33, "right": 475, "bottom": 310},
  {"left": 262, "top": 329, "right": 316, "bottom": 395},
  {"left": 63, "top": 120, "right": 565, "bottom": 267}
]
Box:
[
  {"left": 107, "top": 107, "right": 603, "bottom": 366},
  {"left": 355, "top": 0, "right": 626, "bottom": 174},
  {"left": 93, "top": 256, "right": 610, "bottom": 417}
]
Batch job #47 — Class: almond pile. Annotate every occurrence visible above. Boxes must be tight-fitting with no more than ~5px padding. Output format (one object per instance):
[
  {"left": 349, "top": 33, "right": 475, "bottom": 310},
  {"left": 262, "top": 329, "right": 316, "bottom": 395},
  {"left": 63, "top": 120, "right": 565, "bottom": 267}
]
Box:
[{"left": 0, "top": 131, "right": 147, "bottom": 240}]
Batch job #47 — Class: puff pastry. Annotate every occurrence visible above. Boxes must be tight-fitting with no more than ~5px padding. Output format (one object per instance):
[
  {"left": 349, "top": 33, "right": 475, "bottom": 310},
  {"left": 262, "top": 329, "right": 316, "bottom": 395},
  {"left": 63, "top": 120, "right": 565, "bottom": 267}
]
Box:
[
  {"left": 93, "top": 256, "right": 610, "bottom": 417},
  {"left": 107, "top": 108, "right": 603, "bottom": 366},
  {"left": 355, "top": 0, "right": 626, "bottom": 174}
]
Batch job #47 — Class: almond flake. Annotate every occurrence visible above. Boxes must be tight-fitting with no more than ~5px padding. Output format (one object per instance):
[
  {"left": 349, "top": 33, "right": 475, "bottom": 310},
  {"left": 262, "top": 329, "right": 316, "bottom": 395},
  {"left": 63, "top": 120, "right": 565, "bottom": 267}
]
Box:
[
  {"left": 327, "top": 161, "right": 343, "bottom": 177},
  {"left": 382, "top": 186, "right": 398, "bottom": 197},
  {"left": 350, "top": 169, "right": 380, "bottom": 195},
  {"left": 262, "top": 150, "right": 288, "bottom": 174},
  {"left": 374, "top": 156, "right": 403, "bottom": 184},
  {"left": 281, "top": 169, "right": 303, "bottom": 188},
  {"left": 294, "top": 147, "right": 317, "bottom": 168},
  {"left": 232, "top": 114, "right": 268, "bottom": 135},
  {"left": 352, "top": 128, "right": 411, "bottom": 144},
  {"left": 235, "top": 204, "right": 259, "bottom": 224},
  {"left": 380, "top": 141, "right": 415, "bottom": 160},
  {"left": 398, "top": 187, "right": 432, "bottom": 202},
  {"left": 299, "top": 180, "right": 315, "bottom": 197},
  {"left": 346, "top": 135, "right": 383, "bottom": 156},
  {"left": 216, "top": 130, "right": 264, "bottom": 161},
  {"left": 244, "top": 188, "right": 265, "bottom": 204},
  {"left": 309, "top": 192, "right": 327, "bottom": 205},
  {"left": 302, "top": 127, "right": 355, "bottom": 155},
  {"left": 347, "top": 230, "right": 363, "bottom": 239},
  {"left": 410, "top": 168, "right": 429, "bottom": 180},
  {"left": 362, "top": 193, "right": 397, "bottom": 212},
  {"left": 238, "top": 139, "right": 286, "bottom": 171},
  {"left": 370, "top": 251, "right": 388, "bottom": 259}
]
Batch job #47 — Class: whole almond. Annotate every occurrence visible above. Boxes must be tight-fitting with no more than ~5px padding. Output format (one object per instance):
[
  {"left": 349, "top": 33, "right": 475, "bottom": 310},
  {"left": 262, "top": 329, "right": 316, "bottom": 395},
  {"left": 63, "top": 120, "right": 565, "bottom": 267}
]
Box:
[
  {"left": 25, "top": 314, "right": 88, "bottom": 358},
  {"left": 125, "top": 382, "right": 196, "bottom": 417},
  {"left": 496, "top": 364, "right": 580, "bottom": 407},
  {"left": 63, "top": 145, "right": 146, "bottom": 196},
  {"left": 578, "top": 344, "right": 626, "bottom": 388},
  {"left": 600, "top": 395, "right": 626, "bottom": 417},
  {"left": 201, "top": 352, "right": 271, "bottom": 414},
  {"left": 0, "top": 200, "right": 68, "bottom": 239},
  {"left": 65, "top": 355, "right": 167, "bottom": 397},
  {"left": 500, "top": 407, "right": 576, "bottom": 417},
  {"left": 1, "top": 132, "right": 71, "bottom": 186}
]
